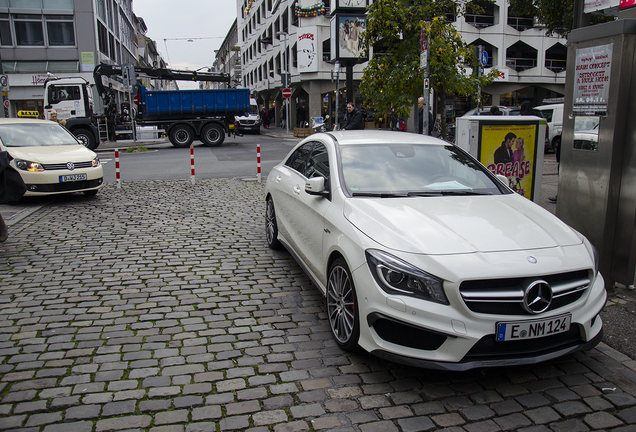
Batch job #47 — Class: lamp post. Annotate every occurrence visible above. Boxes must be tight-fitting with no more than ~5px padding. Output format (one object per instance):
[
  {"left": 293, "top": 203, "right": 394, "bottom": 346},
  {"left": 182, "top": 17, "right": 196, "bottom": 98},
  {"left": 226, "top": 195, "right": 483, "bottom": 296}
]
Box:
[{"left": 276, "top": 31, "right": 289, "bottom": 136}]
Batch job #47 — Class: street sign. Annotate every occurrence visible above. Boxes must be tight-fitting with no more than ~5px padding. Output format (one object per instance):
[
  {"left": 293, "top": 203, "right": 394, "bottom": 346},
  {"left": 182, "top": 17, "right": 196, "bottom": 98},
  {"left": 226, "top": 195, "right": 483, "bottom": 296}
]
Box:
[
  {"left": 0, "top": 75, "right": 9, "bottom": 92},
  {"left": 282, "top": 87, "right": 292, "bottom": 98},
  {"left": 480, "top": 51, "right": 488, "bottom": 67},
  {"left": 424, "top": 78, "right": 429, "bottom": 90},
  {"left": 420, "top": 51, "right": 428, "bottom": 69}
]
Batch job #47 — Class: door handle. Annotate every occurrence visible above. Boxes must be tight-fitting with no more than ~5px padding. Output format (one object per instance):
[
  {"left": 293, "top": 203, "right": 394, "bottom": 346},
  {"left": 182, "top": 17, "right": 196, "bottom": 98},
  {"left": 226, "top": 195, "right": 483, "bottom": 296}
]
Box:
[
  {"left": 293, "top": 185, "right": 301, "bottom": 194},
  {"left": 275, "top": 175, "right": 281, "bottom": 183}
]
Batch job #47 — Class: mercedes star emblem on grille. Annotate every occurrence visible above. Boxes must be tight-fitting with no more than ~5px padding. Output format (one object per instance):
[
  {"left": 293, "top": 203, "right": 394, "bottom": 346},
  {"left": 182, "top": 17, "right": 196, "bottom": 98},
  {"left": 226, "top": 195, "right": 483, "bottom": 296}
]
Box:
[
  {"left": 522, "top": 280, "right": 553, "bottom": 314},
  {"left": 67, "top": 162, "right": 75, "bottom": 170}
]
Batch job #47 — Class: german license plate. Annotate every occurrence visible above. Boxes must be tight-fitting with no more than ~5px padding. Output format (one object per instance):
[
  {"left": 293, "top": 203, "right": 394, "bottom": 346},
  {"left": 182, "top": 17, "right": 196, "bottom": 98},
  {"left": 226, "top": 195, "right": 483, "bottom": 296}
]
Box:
[
  {"left": 59, "top": 173, "right": 87, "bottom": 182},
  {"left": 496, "top": 314, "right": 571, "bottom": 341}
]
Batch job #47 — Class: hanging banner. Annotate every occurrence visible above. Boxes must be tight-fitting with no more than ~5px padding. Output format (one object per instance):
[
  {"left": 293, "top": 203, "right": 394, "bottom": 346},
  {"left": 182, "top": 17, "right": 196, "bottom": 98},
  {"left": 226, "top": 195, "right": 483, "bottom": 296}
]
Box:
[
  {"left": 297, "top": 27, "right": 318, "bottom": 73},
  {"left": 573, "top": 43, "right": 613, "bottom": 116}
]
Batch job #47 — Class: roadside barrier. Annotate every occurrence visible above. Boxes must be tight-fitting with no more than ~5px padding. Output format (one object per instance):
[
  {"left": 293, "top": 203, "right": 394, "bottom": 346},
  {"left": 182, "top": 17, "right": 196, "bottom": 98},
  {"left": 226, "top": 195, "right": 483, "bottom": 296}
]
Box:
[
  {"left": 114, "top": 149, "right": 121, "bottom": 189},
  {"left": 190, "top": 143, "right": 195, "bottom": 185},
  {"left": 257, "top": 144, "right": 261, "bottom": 183}
]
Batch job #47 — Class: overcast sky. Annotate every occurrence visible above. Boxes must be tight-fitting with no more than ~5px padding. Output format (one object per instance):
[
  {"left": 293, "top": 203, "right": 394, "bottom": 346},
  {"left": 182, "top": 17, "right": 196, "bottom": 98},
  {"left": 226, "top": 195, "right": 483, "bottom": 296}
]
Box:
[{"left": 132, "top": 0, "right": 237, "bottom": 73}]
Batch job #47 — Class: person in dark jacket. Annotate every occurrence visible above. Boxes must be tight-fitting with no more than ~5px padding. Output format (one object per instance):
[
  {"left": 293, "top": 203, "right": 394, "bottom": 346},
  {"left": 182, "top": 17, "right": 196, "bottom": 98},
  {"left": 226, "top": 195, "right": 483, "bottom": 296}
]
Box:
[
  {"left": 343, "top": 102, "right": 365, "bottom": 130},
  {"left": 519, "top": 101, "right": 535, "bottom": 115}
]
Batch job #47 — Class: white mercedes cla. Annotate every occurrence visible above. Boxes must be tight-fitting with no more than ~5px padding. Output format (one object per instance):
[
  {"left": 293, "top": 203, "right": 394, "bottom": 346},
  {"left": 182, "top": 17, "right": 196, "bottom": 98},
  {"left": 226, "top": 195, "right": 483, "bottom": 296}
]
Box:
[{"left": 265, "top": 130, "right": 605, "bottom": 371}]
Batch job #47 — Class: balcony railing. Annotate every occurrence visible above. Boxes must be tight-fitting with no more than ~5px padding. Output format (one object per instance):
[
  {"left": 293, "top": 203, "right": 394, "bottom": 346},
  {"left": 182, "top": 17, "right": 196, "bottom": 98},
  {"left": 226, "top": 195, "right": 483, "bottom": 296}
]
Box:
[
  {"left": 545, "top": 59, "right": 567, "bottom": 73},
  {"left": 465, "top": 14, "right": 495, "bottom": 28},
  {"left": 505, "top": 57, "right": 537, "bottom": 71},
  {"left": 507, "top": 16, "right": 534, "bottom": 31}
]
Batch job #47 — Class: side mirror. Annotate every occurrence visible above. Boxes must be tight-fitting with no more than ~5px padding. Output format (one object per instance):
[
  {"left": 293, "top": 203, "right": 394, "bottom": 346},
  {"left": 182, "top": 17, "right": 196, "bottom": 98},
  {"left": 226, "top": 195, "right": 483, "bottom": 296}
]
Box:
[{"left": 305, "top": 176, "right": 330, "bottom": 198}]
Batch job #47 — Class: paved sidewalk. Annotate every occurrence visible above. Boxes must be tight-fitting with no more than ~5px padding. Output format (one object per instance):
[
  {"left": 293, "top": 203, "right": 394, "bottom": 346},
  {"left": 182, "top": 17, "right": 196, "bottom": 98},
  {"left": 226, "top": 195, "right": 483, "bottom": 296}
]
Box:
[{"left": 1, "top": 178, "right": 636, "bottom": 432}]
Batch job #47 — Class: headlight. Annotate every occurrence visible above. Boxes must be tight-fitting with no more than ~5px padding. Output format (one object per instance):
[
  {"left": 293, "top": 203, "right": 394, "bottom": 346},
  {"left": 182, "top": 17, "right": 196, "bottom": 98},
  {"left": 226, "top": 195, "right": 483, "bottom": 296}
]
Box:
[
  {"left": 592, "top": 243, "right": 599, "bottom": 276},
  {"left": 92, "top": 156, "right": 101, "bottom": 167},
  {"left": 366, "top": 249, "right": 449, "bottom": 305},
  {"left": 15, "top": 159, "right": 44, "bottom": 172}
]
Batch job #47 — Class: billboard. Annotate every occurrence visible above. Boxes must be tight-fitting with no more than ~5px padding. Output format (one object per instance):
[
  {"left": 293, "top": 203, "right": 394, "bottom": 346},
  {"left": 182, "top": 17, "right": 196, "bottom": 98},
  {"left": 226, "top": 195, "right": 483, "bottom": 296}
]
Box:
[
  {"left": 479, "top": 122, "right": 539, "bottom": 200},
  {"left": 330, "top": 14, "right": 367, "bottom": 62}
]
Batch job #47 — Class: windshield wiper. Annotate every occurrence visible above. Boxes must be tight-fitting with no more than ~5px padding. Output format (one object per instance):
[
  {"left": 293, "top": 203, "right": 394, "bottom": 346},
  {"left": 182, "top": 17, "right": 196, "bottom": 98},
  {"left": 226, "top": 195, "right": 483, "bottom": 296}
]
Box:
[
  {"left": 351, "top": 192, "right": 410, "bottom": 198},
  {"left": 408, "top": 190, "right": 492, "bottom": 196}
]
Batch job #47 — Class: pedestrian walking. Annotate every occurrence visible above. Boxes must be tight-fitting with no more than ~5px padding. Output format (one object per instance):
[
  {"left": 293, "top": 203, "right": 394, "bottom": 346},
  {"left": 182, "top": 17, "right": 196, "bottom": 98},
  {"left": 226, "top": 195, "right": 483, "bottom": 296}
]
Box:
[
  {"left": 343, "top": 102, "right": 364, "bottom": 130},
  {"left": 391, "top": 108, "right": 399, "bottom": 131},
  {"left": 417, "top": 97, "right": 433, "bottom": 135},
  {"left": 262, "top": 108, "right": 270, "bottom": 129}
]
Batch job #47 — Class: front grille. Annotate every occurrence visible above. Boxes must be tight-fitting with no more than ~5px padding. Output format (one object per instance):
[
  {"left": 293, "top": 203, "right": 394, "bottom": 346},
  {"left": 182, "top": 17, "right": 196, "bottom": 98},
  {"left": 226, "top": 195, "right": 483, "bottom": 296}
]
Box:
[
  {"left": 27, "top": 178, "right": 103, "bottom": 192},
  {"left": 43, "top": 161, "right": 94, "bottom": 170},
  {"left": 368, "top": 313, "right": 448, "bottom": 351},
  {"left": 459, "top": 270, "right": 591, "bottom": 315},
  {"left": 462, "top": 325, "right": 582, "bottom": 361},
  {"left": 239, "top": 120, "right": 256, "bottom": 125}
]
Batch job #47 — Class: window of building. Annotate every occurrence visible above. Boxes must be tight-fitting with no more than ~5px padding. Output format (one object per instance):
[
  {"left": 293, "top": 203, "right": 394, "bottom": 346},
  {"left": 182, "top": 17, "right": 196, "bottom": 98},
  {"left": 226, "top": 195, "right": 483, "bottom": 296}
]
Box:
[
  {"left": 46, "top": 15, "right": 75, "bottom": 46},
  {"left": 43, "top": 0, "right": 74, "bottom": 9},
  {"left": 98, "top": 21, "right": 108, "bottom": 55},
  {"left": 0, "top": 14, "right": 11, "bottom": 46},
  {"left": 11, "top": 0, "right": 40, "bottom": 7},
  {"left": 109, "top": 32, "right": 117, "bottom": 61},
  {"left": 97, "top": 0, "right": 106, "bottom": 22},
  {"left": 291, "top": 1, "right": 299, "bottom": 27},
  {"left": 14, "top": 14, "right": 44, "bottom": 46},
  {"left": 282, "top": 7, "right": 288, "bottom": 32},
  {"left": 15, "top": 61, "right": 46, "bottom": 72}
]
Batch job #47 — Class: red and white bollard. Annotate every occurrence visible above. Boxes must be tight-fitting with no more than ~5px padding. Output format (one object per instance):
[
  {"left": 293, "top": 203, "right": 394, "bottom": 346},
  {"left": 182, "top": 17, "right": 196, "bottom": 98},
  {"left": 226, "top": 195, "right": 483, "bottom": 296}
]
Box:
[
  {"left": 114, "top": 148, "right": 121, "bottom": 189},
  {"left": 257, "top": 144, "right": 261, "bottom": 183},
  {"left": 190, "top": 143, "right": 195, "bottom": 185}
]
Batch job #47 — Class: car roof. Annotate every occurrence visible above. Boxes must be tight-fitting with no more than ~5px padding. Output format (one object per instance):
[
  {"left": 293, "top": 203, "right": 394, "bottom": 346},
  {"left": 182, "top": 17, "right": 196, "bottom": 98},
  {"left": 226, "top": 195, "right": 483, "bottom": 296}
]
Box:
[
  {"left": 535, "top": 104, "right": 563, "bottom": 110},
  {"left": 325, "top": 130, "right": 449, "bottom": 146},
  {"left": 0, "top": 118, "right": 51, "bottom": 125}
]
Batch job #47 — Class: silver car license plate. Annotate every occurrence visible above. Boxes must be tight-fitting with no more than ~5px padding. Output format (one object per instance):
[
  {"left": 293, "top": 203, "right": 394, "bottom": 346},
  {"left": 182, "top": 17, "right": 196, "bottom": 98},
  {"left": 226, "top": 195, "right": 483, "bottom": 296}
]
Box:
[
  {"left": 496, "top": 314, "right": 571, "bottom": 342},
  {"left": 59, "top": 173, "right": 87, "bottom": 182}
]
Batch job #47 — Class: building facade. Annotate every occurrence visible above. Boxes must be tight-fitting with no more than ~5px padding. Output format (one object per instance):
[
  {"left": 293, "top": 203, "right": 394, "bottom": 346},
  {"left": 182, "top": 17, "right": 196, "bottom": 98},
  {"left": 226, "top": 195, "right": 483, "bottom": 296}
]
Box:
[
  {"left": 0, "top": 0, "right": 139, "bottom": 117},
  {"left": 234, "top": 0, "right": 567, "bottom": 129}
]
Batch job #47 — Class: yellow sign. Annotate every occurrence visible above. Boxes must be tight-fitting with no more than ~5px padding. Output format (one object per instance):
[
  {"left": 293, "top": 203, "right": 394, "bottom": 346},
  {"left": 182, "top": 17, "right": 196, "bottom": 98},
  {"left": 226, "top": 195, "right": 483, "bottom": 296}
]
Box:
[
  {"left": 17, "top": 110, "right": 40, "bottom": 118},
  {"left": 480, "top": 123, "right": 537, "bottom": 200}
]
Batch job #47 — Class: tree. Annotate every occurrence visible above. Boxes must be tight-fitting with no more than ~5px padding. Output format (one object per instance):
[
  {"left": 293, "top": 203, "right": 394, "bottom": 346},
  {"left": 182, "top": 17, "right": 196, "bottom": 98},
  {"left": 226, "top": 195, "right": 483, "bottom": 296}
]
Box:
[{"left": 360, "top": 0, "right": 500, "bottom": 139}]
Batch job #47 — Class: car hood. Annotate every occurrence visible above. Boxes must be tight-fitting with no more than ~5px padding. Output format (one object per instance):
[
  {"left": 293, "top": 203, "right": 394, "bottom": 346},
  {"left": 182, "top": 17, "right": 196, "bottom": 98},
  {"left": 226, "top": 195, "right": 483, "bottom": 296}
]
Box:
[
  {"left": 343, "top": 195, "right": 582, "bottom": 255},
  {"left": 6, "top": 145, "right": 95, "bottom": 163}
]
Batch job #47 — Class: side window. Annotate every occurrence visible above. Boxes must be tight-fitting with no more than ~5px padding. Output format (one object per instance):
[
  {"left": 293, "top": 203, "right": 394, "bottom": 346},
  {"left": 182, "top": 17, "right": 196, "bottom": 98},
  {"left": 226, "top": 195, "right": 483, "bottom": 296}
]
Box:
[
  {"left": 50, "top": 85, "right": 80, "bottom": 103},
  {"left": 285, "top": 142, "right": 314, "bottom": 175},
  {"left": 541, "top": 109, "right": 553, "bottom": 122},
  {"left": 305, "top": 142, "right": 330, "bottom": 184}
]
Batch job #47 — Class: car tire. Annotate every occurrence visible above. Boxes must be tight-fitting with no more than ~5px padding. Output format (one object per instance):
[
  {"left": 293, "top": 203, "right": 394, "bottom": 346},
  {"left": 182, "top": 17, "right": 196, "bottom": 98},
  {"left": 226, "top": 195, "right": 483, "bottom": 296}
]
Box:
[
  {"left": 201, "top": 124, "right": 225, "bottom": 147},
  {"left": 83, "top": 189, "right": 98, "bottom": 196},
  {"left": 73, "top": 128, "right": 97, "bottom": 150},
  {"left": 266, "top": 197, "right": 282, "bottom": 250},
  {"left": 169, "top": 125, "right": 194, "bottom": 148},
  {"left": 326, "top": 257, "right": 360, "bottom": 351}
]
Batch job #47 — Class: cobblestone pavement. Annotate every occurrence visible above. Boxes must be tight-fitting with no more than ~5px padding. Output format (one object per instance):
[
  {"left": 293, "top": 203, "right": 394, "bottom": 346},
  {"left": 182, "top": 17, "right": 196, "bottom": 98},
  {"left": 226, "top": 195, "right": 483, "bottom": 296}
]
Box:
[{"left": 2, "top": 179, "right": 636, "bottom": 432}]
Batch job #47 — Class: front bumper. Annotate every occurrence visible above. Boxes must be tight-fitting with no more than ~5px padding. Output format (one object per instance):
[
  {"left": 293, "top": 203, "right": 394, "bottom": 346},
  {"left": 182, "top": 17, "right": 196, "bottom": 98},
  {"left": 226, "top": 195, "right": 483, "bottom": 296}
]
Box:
[{"left": 351, "top": 248, "right": 607, "bottom": 370}]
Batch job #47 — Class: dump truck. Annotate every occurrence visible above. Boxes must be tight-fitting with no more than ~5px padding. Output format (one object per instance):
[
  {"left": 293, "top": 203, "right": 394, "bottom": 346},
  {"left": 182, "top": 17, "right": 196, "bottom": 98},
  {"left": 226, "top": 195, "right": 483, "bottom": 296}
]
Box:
[{"left": 42, "top": 63, "right": 250, "bottom": 149}]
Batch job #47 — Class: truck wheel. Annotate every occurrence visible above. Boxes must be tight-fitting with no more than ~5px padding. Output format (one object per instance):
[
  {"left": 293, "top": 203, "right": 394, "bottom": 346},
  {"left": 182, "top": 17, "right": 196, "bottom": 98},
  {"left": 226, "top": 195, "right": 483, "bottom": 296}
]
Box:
[
  {"left": 74, "top": 128, "right": 97, "bottom": 150},
  {"left": 169, "top": 125, "right": 194, "bottom": 148},
  {"left": 201, "top": 124, "right": 225, "bottom": 147}
]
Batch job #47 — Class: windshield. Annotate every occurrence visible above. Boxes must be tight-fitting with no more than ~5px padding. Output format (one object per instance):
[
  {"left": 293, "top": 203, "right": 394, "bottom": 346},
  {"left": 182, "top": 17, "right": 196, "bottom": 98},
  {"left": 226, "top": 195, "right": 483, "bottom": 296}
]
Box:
[
  {"left": 0, "top": 122, "right": 79, "bottom": 147},
  {"left": 249, "top": 104, "right": 259, "bottom": 115},
  {"left": 340, "top": 143, "right": 505, "bottom": 196}
]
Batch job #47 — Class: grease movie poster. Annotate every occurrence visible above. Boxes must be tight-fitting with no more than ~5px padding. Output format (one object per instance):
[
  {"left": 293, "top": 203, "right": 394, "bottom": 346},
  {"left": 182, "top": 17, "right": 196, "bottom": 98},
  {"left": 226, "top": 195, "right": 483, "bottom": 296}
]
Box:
[{"left": 480, "top": 123, "right": 538, "bottom": 200}]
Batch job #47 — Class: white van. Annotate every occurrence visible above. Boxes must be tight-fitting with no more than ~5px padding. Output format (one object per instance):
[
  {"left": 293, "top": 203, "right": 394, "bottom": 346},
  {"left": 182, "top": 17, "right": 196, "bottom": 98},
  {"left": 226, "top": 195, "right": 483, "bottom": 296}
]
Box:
[
  {"left": 236, "top": 98, "right": 260, "bottom": 134},
  {"left": 535, "top": 104, "right": 563, "bottom": 153}
]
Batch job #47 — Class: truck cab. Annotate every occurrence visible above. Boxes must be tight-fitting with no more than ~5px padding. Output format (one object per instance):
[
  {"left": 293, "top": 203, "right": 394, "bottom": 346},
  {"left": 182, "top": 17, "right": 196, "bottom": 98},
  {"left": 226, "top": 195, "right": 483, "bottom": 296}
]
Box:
[{"left": 43, "top": 77, "right": 99, "bottom": 149}]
